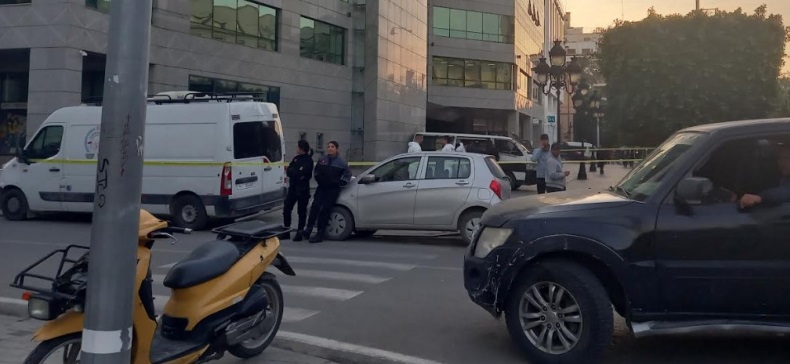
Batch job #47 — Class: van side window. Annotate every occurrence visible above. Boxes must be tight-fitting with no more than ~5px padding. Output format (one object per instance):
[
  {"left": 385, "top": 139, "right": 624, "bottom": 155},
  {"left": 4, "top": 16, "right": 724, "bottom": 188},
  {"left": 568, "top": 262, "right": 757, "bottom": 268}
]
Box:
[
  {"left": 25, "top": 126, "right": 63, "bottom": 159},
  {"left": 233, "top": 121, "right": 282, "bottom": 161},
  {"left": 496, "top": 139, "right": 523, "bottom": 156}
]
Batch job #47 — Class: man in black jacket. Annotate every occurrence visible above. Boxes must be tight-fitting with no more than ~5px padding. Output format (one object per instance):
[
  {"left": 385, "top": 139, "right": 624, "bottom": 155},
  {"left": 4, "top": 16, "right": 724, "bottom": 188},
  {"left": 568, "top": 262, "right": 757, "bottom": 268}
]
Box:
[
  {"left": 283, "top": 140, "right": 314, "bottom": 241},
  {"left": 304, "top": 141, "right": 352, "bottom": 243}
]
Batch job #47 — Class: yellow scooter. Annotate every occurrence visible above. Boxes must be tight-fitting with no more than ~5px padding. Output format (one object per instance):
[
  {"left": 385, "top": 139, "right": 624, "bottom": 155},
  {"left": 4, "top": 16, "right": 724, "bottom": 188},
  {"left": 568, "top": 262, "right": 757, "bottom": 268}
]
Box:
[{"left": 11, "top": 210, "right": 295, "bottom": 364}]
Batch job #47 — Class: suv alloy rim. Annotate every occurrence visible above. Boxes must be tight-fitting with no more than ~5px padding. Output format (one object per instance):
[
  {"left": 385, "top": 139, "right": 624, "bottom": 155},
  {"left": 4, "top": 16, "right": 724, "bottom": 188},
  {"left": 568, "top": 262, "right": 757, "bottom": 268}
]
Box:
[{"left": 519, "top": 281, "right": 583, "bottom": 354}]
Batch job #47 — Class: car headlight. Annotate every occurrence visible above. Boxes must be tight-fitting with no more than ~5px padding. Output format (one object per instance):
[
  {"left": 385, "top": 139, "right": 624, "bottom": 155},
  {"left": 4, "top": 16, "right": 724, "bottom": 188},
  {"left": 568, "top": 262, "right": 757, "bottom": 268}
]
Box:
[{"left": 473, "top": 227, "right": 513, "bottom": 258}]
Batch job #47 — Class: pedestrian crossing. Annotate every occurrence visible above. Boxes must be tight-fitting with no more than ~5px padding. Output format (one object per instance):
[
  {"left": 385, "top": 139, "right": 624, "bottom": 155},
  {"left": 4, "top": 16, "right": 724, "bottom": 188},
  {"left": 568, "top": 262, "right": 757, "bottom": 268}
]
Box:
[{"left": 146, "top": 243, "right": 447, "bottom": 325}]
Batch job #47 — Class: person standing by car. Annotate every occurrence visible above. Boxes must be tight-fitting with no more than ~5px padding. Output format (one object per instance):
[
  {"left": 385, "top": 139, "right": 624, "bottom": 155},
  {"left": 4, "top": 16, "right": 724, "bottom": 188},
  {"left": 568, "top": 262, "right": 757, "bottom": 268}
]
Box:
[
  {"left": 442, "top": 136, "right": 455, "bottom": 152},
  {"left": 531, "top": 134, "right": 550, "bottom": 194},
  {"left": 283, "top": 140, "right": 314, "bottom": 241},
  {"left": 304, "top": 141, "right": 352, "bottom": 243},
  {"left": 408, "top": 134, "right": 423, "bottom": 153},
  {"left": 546, "top": 142, "right": 570, "bottom": 193}
]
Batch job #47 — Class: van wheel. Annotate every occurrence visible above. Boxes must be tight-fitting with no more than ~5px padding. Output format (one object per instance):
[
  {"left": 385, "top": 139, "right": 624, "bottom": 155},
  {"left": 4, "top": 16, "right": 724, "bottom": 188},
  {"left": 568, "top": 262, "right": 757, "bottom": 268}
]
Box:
[
  {"left": 506, "top": 172, "right": 521, "bottom": 190},
  {"left": 325, "top": 207, "right": 354, "bottom": 241},
  {"left": 171, "top": 194, "right": 208, "bottom": 230},
  {"left": 1, "top": 188, "right": 29, "bottom": 221},
  {"left": 505, "top": 260, "right": 613, "bottom": 364}
]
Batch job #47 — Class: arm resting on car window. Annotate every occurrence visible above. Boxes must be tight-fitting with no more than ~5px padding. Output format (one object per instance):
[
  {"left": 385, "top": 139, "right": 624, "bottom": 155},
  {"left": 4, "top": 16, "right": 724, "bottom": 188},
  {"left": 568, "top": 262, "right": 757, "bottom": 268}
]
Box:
[{"left": 759, "top": 184, "right": 790, "bottom": 206}]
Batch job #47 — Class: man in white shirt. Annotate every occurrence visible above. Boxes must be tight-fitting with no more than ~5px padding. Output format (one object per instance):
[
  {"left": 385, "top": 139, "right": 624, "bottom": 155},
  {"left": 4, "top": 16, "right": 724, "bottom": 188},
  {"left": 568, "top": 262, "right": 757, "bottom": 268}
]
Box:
[
  {"left": 455, "top": 141, "right": 466, "bottom": 152},
  {"left": 408, "top": 134, "right": 423, "bottom": 153},
  {"left": 442, "top": 136, "right": 455, "bottom": 152}
]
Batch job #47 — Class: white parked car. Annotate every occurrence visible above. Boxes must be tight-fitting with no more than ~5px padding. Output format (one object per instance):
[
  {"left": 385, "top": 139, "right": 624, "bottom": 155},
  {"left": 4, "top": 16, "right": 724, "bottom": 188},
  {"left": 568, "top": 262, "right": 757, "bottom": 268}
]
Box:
[
  {"left": 0, "top": 92, "right": 286, "bottom": 230},
  {"left": 325, "top": 152, "right": 512, "bottom": 244}
]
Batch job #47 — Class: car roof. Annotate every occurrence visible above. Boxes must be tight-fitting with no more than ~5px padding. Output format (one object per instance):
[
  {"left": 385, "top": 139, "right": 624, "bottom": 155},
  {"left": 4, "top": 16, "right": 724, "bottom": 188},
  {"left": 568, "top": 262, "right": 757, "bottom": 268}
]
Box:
[
  {"left": 393, "top": 151, "right": 493, "bottom": 159},
  {"left": 417, "top": 132, "right": 513, "bottom": 140},
  {"left": 681, "top": 118, "right": 790, "bottom": 134}
]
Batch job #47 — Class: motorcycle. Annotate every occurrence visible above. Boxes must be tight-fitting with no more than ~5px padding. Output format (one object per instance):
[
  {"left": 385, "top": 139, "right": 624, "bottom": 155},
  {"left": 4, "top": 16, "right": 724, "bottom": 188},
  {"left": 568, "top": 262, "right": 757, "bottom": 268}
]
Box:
[{"left": 11, "top": 209, "right": 295, "bottom": 364}]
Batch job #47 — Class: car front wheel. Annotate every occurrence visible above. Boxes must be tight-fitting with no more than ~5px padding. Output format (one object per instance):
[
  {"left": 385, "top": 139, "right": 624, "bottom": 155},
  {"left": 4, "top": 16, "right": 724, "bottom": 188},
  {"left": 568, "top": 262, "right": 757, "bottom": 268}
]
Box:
[
  {"left": 325, "top": 207, "right": 355, "bottom": 241},
  {"left": 505, "top": 260, "right": 613, "bottom": 364}
]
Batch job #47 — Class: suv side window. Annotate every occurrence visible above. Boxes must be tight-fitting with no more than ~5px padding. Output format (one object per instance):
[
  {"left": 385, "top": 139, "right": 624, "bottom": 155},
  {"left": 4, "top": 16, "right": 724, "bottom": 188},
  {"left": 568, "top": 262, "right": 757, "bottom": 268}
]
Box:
[
  {"left": 680, "top": 134, "right": 790, "bottom": 205},
  {"left": 426, "top": 156, "right": 471, "bottom": 179},
  {"left": 25, "top": 125, "right": 63, "bottom": 159},
  {"left": 496, "top": 139, "right": 523, "bottom": 156},
  {"left": 371, "top": 157, "right": 421, "bottom": 182}
]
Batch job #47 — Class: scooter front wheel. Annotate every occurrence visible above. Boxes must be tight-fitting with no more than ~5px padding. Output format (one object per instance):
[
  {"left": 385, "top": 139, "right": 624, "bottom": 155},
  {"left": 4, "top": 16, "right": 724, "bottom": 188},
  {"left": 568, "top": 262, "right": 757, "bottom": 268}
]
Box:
[
  {"left": 228, "top": 273, "right": 284, "bottom": 358},
  {"left": 23, "top": 333, "right": 82, "bottom": 364}
]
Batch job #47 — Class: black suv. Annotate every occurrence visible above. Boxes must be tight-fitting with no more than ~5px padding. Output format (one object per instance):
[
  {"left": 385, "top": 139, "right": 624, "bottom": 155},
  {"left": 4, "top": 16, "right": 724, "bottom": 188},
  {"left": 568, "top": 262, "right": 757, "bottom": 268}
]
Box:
[{"left": 463, "top": 118, "right": 790, "bottom": 364}]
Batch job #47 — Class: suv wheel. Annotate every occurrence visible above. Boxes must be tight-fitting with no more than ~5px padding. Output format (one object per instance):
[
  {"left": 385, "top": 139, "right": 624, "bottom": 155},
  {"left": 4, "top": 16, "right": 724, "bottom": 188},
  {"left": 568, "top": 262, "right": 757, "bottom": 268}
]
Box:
[
  {"left": 506, "top": 172, "right": 521, "bottom": 190},
  {"left": 505, "top": 260, "right": 613, "bottom": 364}
]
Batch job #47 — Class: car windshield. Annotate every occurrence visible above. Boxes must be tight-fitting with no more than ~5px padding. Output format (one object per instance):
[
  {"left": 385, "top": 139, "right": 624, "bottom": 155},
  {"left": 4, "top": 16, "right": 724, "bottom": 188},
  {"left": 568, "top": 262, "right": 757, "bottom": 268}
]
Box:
[{"left": 614, "top": 131, "right": 707, "bottom": 201}]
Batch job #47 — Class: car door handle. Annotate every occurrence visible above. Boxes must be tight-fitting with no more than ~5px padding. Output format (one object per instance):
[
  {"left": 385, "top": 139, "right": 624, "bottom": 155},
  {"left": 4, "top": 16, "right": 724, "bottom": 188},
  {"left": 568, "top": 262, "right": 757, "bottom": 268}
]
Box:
[
  {"left": 403, "top": 183, "right": 416, "bottom": 188},
  {"left": 264, "top": 167, "right": 272, "bottom": 171},
  {"left": 456, "top": 181, "right": 469, "bottom": 186},
  {"left": 49, "top": 167, "right": 60, "bottom": 172}
]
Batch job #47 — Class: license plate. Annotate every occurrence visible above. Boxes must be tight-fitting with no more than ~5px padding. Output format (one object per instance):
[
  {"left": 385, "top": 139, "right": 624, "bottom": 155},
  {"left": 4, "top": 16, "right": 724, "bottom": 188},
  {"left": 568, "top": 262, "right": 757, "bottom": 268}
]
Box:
[{"left": 237, "top": 182, "right": 255, "bottom": 190}]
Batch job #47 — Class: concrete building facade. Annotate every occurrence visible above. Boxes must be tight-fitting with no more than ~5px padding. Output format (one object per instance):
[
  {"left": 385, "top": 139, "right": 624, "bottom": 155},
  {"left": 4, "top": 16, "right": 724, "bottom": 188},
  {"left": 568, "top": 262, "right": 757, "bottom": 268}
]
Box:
[{"left": 0, "top": 0, "right": 560, "bottom": 162}]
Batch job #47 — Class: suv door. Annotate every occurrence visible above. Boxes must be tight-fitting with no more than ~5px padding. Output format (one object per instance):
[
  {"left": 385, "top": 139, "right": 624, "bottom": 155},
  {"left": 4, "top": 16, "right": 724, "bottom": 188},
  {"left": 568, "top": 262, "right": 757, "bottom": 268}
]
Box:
[
  {"left": 654, "top": 133, "right": 790, "bottom": 315},
  {"left": 414, "top": 156, "right": 473, "bottom": 226},
  {"left": 356, "top": 156, "right": 422, "bottom": 226}
]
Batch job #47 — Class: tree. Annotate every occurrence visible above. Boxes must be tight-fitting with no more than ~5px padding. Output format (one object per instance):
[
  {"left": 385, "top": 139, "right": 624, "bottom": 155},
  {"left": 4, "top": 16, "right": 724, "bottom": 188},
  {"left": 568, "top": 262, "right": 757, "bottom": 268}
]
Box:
[
  {"left": 597, "top": 5, "right": 789, "bottom": 146},
  {"left": 773, "top": 77, "right": 790, "bottom": 117}
]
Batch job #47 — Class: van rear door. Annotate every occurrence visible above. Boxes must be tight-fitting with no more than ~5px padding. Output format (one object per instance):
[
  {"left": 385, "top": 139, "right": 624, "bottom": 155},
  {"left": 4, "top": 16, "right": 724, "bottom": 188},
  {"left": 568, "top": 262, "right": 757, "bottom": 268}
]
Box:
[{"left": 230, "top": 121, "right": 268, "bottom": 202}]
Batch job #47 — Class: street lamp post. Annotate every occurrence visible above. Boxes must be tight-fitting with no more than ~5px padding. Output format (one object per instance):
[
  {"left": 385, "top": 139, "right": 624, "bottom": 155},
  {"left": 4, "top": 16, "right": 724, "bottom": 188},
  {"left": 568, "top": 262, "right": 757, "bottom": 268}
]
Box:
[
  {"left": 532, "top": 40, "right": 583, "bottom": 143},
  {"left": 589, "top": 92, "right": 604, "bottom": 147}
]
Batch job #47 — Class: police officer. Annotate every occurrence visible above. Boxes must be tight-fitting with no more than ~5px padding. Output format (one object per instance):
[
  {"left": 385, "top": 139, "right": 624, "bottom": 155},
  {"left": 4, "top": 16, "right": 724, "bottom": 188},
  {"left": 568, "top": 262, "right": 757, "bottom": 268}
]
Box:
[
  {"left": 304, "top": 141, "right": 352, "bottom": 243},
  {"left": 283, "top": 140, "right": 314, "bottom": 241}
]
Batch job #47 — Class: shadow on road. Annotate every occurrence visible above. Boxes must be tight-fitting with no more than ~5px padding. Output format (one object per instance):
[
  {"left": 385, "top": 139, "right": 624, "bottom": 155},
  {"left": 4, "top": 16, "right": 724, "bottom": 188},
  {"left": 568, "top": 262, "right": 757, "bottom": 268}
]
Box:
[{"left": 605, "top": 334, "right": 790, "bottom": 364}]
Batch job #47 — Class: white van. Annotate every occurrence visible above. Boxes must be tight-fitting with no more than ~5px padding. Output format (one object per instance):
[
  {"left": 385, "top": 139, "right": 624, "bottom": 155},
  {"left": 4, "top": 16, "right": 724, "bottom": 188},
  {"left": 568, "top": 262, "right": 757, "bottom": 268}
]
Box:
[
  {"left": 0, "top": 92, "right": 286, "bottom": 230},
  {"left": 413, "top": 132, "right": 536, "bottom": 190}
]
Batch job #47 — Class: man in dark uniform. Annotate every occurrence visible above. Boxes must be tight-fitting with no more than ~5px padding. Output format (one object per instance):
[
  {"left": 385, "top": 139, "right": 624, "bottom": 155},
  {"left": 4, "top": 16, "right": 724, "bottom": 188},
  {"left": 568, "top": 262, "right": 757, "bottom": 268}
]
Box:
[
  {"left": 304, "top": 141, "right": 352, "bottom": 243},
  {"left": 283, "top": 140, "right": 314, "bottom": 241}
]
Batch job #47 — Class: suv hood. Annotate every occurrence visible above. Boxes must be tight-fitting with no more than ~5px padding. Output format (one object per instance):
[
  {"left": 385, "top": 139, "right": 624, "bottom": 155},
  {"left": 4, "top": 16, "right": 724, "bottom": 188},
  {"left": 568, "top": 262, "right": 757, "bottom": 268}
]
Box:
[{"left": 481, "top": 189, "right": 633, "bottom": 227}]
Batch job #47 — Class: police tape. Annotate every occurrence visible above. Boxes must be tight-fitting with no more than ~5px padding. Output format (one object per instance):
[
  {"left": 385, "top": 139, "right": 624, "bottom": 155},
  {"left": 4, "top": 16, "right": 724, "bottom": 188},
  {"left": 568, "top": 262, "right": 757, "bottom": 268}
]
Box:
[{"left": 26, "top": 158, "right": 645, "bottom": 168}]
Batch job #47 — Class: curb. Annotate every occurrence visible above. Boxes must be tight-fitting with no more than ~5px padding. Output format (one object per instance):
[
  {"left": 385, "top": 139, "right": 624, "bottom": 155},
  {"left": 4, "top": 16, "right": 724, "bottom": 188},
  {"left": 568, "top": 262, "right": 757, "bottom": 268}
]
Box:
[{"left": 0, "top": 300, "right": 443, "bottom": 364}]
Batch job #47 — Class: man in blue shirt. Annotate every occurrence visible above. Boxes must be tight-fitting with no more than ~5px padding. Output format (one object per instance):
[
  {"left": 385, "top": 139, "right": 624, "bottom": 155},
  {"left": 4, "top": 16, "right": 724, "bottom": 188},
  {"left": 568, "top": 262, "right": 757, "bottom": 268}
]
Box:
[
  {"left": 530, "top": 134, "right": 550, "bottom": 194},
  {"left": 304, "top": 141, "right": 352, "bottom": 243},
  {"left": 740, "top": 144, "right": 790, "bottom": 208}
]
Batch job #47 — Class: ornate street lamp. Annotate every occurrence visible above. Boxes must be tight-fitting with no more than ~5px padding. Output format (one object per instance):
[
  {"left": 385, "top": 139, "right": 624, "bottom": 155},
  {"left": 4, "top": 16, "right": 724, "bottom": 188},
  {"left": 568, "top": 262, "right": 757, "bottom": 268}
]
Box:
[{"left": 533, "top": 40, "right": 583, "bottom": 143}]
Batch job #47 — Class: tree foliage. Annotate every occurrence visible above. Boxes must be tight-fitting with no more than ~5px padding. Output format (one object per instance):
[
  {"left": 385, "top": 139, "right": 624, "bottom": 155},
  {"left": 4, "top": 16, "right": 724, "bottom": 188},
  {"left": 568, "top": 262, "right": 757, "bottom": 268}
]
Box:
[{"left": 597, "top": 5, "right": 789, "bottom": 146}]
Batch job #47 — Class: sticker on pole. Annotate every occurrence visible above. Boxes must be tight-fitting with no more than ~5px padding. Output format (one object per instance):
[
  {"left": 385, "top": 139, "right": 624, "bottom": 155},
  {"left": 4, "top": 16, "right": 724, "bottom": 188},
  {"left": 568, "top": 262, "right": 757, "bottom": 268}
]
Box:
[
  {"left": 85, "top": 127, "right": 101, "bottom": 159},
  {"left": 547, "top": 116, "right": 556, "bottom": 124}
]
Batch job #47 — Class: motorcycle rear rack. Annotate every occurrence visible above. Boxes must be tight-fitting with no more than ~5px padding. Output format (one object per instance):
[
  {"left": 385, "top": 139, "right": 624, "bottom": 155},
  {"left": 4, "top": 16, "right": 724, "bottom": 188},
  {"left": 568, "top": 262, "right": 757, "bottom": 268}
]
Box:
[
  {"left": 212, "top": 220, "right": 292, "bottom": 242},
  {"left": 10, "top": 244, "right": 89, "bottom": 299}
]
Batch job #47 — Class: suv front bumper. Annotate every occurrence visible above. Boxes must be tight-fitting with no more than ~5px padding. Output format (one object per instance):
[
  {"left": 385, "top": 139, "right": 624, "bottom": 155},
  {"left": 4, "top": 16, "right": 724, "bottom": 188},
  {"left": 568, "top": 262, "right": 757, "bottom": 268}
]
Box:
[{"left": 463, "top": 245, "right": 516, "bottom": 318}]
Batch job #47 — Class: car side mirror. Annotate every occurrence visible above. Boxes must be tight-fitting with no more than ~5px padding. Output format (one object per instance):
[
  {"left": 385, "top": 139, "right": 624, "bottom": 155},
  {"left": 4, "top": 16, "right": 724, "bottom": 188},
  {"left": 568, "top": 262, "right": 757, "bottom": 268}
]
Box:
[
  {"left": 15, "top": 148, "right": 29, "bottom": 164},
  {"left": 358, "top": 174, "right": 377, "bottom": 185},
  {"left": 675, "top": 177, "right": 713, "bottom": 205}
]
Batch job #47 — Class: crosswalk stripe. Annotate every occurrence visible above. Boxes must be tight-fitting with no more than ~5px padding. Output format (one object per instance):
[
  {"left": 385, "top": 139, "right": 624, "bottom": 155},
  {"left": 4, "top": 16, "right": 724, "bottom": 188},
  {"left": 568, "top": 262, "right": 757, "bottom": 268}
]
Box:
[
  {"left": 281, "top": 285, "right": 363, "bottom": 301},
  {"left": 286, "top": 256, "right": 416, "bottom": 271},
  {"left": 278, "top": 246, "right": 440, "bottom": 261},
  {"left": 151, "top": 295, "right": 319, "bottom": 323},
  {"left": 151, "top": 275, "right": 364, "bottom": 301},
  {"left": 161, "top": 256, "right": 417, "bottom": 271},
  {"left": 269, "top": 269, "right": 391, "bottom": 284}
]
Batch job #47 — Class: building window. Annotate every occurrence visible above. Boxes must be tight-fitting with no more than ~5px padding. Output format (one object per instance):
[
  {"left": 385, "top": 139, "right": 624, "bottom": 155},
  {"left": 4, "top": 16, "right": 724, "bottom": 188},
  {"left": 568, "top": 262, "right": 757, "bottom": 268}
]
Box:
[
  {"left": 432, "top": 6, "right": 514, "bottom": 44},
  {"left": 0, "top": 0, "right": 31, "bottom": 4},
  {"left": 0, "top": 72, "right": 28, "bottom": 156},
  {"left": 190, "top": 0, "right": 279, "bottom": 52},
  {"left": 188, "top": 75, "right": 281, "bottom": 109},
  {"left": 85, "top": 0, "right": 110, "bottom": 11},
  {"left": 300, "top": 17, "right": 345, "bottom": 65},
  {"left": 518, "top": 70, "right": 533, "bottom": 99},
  {"left": 432, "top": 56, "right": 513, "bottom": 90}
]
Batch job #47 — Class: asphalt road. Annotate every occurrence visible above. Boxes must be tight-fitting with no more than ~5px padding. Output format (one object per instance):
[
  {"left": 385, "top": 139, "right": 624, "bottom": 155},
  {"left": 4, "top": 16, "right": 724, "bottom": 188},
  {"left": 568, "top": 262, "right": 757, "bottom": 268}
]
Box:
[{"left": 3, "top": 166, "right": 789, "bottom": 363}]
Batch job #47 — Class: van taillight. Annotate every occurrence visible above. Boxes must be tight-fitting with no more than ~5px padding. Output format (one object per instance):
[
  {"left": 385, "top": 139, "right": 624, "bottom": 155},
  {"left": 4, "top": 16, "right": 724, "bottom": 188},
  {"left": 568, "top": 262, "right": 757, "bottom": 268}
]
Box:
[
  {"left": 221, "top": 163, "right": 232, "bottom": 196},
  {"left": 490, "top": 179, "right": 502, "bottom": 199}
]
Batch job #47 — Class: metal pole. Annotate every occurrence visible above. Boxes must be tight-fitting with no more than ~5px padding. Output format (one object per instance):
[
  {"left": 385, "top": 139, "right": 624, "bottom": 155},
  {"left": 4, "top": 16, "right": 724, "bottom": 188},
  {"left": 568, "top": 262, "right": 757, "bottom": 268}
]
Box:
[
  {"left": 80, "top": 0, "right": 153, "bottom": 363},
  {"left": 696, "top": 0, "right": 700, "bottom": 10},
  {"left": 596, "top": 117, "right": 600, "bottom": 147},
  {"left": 556, "top": 88, "right": 562, "bottom": 143}
]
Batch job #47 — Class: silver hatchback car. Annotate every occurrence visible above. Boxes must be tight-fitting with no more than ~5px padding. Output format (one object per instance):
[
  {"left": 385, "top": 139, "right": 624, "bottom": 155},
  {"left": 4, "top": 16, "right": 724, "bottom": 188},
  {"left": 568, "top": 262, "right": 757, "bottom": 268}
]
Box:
[{"left": 325, "top": 152, "right": 512, "bottom": 244}]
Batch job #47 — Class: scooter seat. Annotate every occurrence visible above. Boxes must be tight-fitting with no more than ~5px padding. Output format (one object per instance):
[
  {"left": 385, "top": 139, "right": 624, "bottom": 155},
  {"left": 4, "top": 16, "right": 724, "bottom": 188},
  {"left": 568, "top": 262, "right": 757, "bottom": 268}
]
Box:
[{"left": 163, "top": 240, "right": 240, "bottom": 289}]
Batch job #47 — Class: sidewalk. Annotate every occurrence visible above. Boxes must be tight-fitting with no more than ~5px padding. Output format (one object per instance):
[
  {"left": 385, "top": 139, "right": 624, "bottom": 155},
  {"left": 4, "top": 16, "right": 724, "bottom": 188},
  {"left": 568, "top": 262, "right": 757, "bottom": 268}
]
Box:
[{"left": 0, "top": 315, "right": 340, "bottom": 364}]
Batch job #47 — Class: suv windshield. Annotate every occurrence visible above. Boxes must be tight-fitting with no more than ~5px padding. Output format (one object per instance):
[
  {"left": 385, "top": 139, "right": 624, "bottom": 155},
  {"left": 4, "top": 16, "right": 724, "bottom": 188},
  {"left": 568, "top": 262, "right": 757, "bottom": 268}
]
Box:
[{"left": 615, "top": 131, "right": 707, "bottom": 201}]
